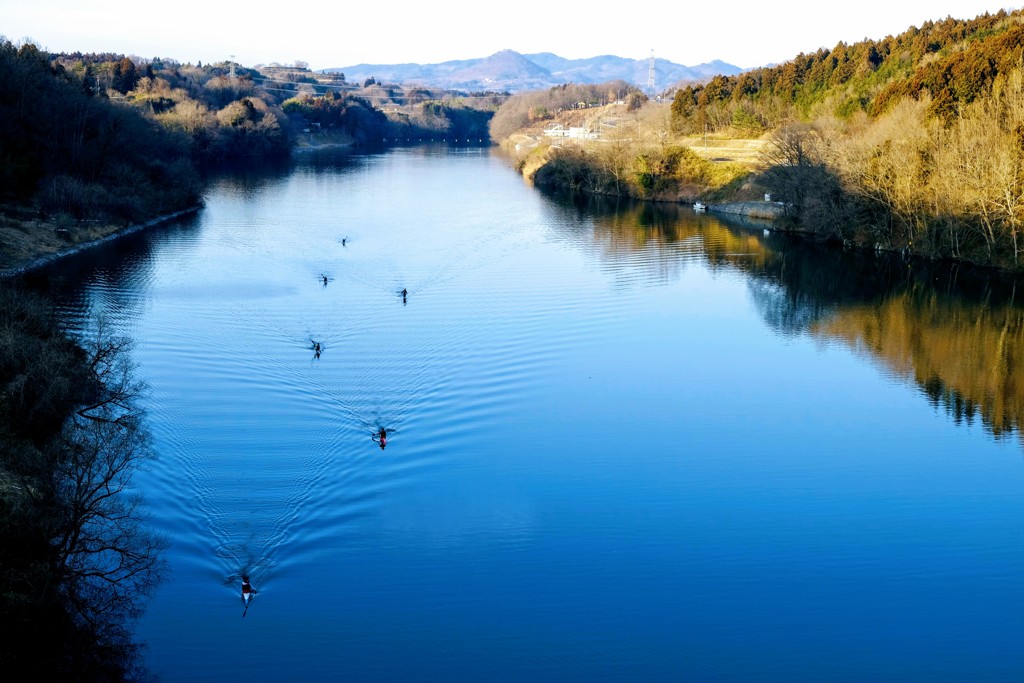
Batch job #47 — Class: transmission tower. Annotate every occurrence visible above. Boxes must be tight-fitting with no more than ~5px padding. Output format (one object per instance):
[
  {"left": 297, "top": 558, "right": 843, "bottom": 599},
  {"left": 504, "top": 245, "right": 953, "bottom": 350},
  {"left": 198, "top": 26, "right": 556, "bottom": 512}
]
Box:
[
  {"left": 647, "top": 50, "right": 655, "bottom": 97},
  {"left": 228, "top": 55, "right": 237, "bottom": 79}
]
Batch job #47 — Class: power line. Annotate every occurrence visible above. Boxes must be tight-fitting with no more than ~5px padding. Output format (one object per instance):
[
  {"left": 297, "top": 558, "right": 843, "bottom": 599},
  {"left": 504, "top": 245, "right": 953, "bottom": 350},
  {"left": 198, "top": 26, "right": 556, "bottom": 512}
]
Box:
[{"left": 648, "top": 50, "right": 655, "bottom": 97}]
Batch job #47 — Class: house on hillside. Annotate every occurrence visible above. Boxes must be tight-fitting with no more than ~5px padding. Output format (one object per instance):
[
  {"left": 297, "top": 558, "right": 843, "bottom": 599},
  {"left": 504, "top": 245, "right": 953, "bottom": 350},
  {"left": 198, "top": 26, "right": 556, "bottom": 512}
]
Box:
[{"left": 543, "top": 124, "right": 599, "bottom": 140}]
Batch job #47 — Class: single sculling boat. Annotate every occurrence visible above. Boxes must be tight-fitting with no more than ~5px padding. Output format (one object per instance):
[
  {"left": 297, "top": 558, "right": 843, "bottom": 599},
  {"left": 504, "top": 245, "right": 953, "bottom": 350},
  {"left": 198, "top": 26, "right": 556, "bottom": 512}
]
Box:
[{"left": 242, "top": 576, "right": 256, "bottom": 616}]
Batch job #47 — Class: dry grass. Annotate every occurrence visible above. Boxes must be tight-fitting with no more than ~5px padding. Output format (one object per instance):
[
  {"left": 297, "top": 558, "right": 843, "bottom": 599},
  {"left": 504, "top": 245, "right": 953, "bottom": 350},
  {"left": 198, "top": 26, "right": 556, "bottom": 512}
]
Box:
[
  {"left": 0, "top": 215, "right": 126, "bottom": 272},
  {"left": 683, "top": 137, "right": 767, "bottom": 165},
  {"left": 515, "top": 102, "right": 768, "bottom": 168},
  {"left": 0, "top": 209, "right": 196, "bottom": 276}
]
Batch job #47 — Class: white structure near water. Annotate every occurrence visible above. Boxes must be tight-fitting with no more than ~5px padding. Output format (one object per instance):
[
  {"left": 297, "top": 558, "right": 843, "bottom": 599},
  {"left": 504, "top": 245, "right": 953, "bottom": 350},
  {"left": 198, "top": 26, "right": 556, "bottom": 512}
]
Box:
[{"left": 543, "top": 124, "right": 600, "bottom": 140}]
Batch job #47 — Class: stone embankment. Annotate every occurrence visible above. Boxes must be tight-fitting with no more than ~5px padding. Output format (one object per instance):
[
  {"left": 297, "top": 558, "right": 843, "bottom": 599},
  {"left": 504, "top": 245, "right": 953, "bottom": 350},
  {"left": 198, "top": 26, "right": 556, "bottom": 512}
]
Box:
[{"left": 708, "top": 201, "right": 786, "bottom": 220}]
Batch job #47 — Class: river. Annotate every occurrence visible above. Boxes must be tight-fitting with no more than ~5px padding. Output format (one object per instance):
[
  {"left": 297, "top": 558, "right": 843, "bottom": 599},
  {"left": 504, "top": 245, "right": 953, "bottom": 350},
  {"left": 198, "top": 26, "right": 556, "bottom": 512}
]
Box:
[{"left": 29, "top": 145, "right": 1024, "bottom": 681}]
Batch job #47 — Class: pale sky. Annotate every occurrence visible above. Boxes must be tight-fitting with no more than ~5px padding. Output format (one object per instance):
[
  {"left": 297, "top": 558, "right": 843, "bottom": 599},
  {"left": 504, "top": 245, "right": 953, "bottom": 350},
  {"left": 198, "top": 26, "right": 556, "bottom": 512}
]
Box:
[{"left": 2, "top": 1, "right": 1019, "bottom": 71}]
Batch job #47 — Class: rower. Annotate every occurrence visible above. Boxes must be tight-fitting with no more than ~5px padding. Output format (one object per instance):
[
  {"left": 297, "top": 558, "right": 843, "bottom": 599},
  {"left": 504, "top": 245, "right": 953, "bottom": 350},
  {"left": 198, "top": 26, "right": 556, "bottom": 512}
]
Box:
[{"left": 242, "top": 575, "right": 256, "bottom": 616}]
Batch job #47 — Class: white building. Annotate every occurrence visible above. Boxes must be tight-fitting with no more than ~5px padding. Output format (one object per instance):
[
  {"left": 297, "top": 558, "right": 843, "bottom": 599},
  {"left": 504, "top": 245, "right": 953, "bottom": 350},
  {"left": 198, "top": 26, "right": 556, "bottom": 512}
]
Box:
[{"left": 543, "top": 124, "right": 600, "bottom": 140}]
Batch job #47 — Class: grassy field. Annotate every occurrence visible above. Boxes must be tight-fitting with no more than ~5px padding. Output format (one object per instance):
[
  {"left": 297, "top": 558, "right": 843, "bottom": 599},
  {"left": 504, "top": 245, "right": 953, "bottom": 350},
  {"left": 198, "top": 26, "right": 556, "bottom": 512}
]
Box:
[
  {"left": 507, "top": 101, "right": 766, "bottom": 166},
  {"left": 682, "top": 136, "right": 766, "bottom": 165}
]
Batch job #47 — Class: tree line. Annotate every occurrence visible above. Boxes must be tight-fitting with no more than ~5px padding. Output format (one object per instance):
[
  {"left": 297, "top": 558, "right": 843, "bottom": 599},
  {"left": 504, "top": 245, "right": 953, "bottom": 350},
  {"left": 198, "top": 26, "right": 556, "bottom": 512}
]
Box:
[
  {"left": 489, "top": 81, "right": 642, "bottom": 141},
  {"left": 674, "top": 8, "right": 1024, "bottom": 269},
  {"left": 669, "top": 10, "right": 1024, "bottom": 133},
  {"left": 492, "top": 80, "right": 750, "bottom": 202},
  {"left": 0, "top": 39, "right": 505, "bottom": 245},
  {"left": 490, "top": 9, "right": 1024, "bottom": 270},
  {"left": 0, "top": 41, "right": 201, "bottom": 227},
  {"left": 745, "top": 10, "right": 1024, "bottom": 269},
  {"left": 281, "top": 89, "right": 496, "bottom": 143}
]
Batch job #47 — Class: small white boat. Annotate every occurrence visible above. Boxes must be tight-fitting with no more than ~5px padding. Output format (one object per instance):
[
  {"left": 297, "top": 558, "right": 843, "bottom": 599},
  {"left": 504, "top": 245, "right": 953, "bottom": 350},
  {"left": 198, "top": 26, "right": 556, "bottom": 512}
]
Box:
[{"left": 693, "top": 202, "right": 707, "bottom": 212}]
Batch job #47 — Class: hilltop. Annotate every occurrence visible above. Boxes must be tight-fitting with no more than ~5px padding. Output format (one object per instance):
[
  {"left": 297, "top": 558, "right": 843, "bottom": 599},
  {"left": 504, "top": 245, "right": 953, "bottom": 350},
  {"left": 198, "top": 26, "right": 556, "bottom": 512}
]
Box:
[
  {"left": 492, "top": 8, "right": 1024, "bottom": 271},
  {"left": 323, "top": 49, "right": 743, "bottom": 92}
]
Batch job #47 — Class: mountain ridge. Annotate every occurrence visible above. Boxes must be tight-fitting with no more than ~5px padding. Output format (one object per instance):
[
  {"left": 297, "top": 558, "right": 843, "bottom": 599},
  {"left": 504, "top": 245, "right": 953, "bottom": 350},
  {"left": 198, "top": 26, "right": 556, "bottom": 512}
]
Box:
[{"left": 322, "top": 49, "right": 743, "bottom": 92}]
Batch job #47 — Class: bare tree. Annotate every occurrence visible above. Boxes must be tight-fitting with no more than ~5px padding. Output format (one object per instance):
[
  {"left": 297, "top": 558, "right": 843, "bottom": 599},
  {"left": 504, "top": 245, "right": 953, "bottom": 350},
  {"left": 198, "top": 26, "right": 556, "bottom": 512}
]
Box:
[
  {"left": 1, "top": 291, "right": 165, "bottom": 678},
  {"left": 760, "top": 122, "right": 821, "bottom": 221},
  {"left": 829, "top": 100, "right": 934, "bottom": 248},
  {"left": 53, "top": 321, "right": 166, "bottom": 642}
]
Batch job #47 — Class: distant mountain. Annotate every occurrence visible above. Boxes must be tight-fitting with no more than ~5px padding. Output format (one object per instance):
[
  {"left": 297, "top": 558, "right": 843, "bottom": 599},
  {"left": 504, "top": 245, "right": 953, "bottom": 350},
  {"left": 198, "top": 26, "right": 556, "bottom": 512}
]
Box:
[
  {"left": 524, "top": 53, "right": 741, "bottom": 87},
  {"left": 446, "top": 50, "right": 556, "bottom": 91},
  {"left": 322, "top": 50, "right": 742, "bottom": 92}
]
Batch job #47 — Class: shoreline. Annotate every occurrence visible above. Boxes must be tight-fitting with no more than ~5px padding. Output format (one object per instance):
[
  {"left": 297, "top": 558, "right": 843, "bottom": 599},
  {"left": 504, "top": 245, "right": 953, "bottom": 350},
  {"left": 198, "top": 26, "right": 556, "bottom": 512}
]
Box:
[
  {"left": 292, "top": 138, "right": 355, "bottom": 154},
  {"left": 707, "top": 201, "right": 786, "bottom": 220},
  {"left": 0, "top": 206, "right": 201, "bottom": 280}
]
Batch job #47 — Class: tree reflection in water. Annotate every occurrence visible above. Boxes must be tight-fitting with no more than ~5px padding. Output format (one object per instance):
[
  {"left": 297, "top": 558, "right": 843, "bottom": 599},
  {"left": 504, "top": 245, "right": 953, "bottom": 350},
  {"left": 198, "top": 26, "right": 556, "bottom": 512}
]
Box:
[
  {"left": 56, "top": 321, "right": 167, "bottom": 654},
  {"left": 543, "top": 191, "right": 1024, "bottom": 446},
  {"left": 1, "top": 292, "right": 165, "bottom": 681}
]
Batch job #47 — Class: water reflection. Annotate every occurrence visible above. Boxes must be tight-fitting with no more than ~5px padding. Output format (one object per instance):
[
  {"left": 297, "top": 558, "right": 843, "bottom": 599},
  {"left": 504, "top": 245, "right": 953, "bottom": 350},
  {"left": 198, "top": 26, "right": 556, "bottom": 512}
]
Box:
[
  {"left": 201, "top": 155, "right": 295, "bottom": 195},
  {"left": 0, "top": 300, "right": 166, "bottom": 679},
  {"left": 18, "top": 149, "right": 1024, "bottom": 680},
  {"left": 539, "top": 189, "right": 1024, "bottom": 446},
  {"left": 540, "top": 192, "right": 776, "bottom": 288},
  {"left": 34, "top": 174, "right": 1023, "bottom": 452},
  {"left": 293, "top": 147, "right": 370, "bottom": 176},
  {"left": 813, "top": 289, "right": 1023, "bottom": 440},
  {"left": 20, "top": 213, "right": 201, "bottom": 331},
  {"left": 741, "top": 240, "right": 1024, "bottom": 444}
]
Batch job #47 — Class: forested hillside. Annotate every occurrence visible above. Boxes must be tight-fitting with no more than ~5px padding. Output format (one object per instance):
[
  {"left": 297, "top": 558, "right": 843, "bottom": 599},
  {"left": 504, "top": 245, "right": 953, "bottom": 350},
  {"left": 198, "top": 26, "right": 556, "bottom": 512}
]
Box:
[
  {"left": 0, "top": 41, "right": 502, "bottom": 271},
  {"left": 670, "top": 9, "right": 1024, "bottom": 132},
  {"left": 708, "top": 8, "right": 1024, "bottom": 270},
  {"left": 0, "top": 42, "right": 200, "bottom": 229},
  {"left": 493, "top": 9, "right": 1024, "bottom": 270}
]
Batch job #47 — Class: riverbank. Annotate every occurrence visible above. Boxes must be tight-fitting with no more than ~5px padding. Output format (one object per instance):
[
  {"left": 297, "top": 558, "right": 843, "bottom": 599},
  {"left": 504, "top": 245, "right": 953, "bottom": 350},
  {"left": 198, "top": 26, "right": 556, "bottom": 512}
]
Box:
[
  {"left": 519, "top": 140, "right": 1024, "bottom": 271},
  {"left": 292, "top": 131, "right": 356, "bottom": 152},
  {"left": 0, "top": 206, "right": 201, "bottom": 279}
]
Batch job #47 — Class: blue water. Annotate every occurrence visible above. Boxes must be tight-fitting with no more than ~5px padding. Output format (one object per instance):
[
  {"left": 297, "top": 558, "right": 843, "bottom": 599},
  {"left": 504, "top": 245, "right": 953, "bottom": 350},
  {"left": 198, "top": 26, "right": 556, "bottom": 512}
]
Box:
[{"left": 35, "top": 145, "right": 1024, "bottom": 681}]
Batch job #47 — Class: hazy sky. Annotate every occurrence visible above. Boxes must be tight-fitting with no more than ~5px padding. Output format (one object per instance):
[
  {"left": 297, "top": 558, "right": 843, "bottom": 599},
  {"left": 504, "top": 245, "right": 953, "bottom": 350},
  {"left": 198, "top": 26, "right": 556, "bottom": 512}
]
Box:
[{"left": 3, "top": 1, "right": 1019, "bottom": 70}]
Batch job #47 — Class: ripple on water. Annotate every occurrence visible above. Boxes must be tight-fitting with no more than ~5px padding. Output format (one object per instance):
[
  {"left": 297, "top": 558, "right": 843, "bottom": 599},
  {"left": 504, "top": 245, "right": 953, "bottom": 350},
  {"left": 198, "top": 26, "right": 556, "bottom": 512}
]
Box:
[{"left": 36, "top": 147, "right": 1024, "bottom": 683}]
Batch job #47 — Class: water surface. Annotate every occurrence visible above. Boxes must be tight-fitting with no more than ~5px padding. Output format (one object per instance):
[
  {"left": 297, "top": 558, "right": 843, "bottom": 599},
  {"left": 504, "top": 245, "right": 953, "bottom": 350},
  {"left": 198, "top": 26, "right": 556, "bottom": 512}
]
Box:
[{"left": 34, "top": 145, "right": 1024, "bottom": 681}]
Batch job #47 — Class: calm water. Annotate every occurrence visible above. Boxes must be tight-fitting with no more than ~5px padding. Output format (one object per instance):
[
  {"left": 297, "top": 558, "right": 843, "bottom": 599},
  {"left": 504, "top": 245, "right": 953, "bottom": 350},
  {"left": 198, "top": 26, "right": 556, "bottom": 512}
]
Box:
[{"left": 31, "top": 145, "right": 1024, "bottom": 681}]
